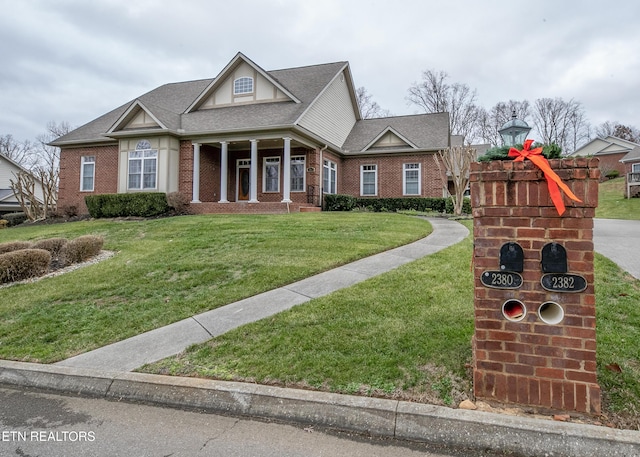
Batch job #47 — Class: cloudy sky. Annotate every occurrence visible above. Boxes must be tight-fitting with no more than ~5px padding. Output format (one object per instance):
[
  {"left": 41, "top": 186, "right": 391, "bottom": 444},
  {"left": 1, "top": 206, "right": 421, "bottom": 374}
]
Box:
[{"left": 2, "top": 0, "right": 639, "bottom": 143}]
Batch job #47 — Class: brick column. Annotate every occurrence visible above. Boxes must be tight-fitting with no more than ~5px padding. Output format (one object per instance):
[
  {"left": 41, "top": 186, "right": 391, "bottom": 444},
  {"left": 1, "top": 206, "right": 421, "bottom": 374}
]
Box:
[{"left": 470, "top": 157, "right": 601, "bottom": 414}]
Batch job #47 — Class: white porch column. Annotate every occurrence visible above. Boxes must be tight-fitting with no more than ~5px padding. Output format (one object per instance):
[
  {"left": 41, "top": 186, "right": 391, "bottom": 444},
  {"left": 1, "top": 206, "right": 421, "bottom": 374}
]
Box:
[
  {"left": 191, "top": 143, "right": 201, "bottom": 203},
  {"left": 219, "top": 141, "right": 229, "bottom": 203},
  {"left": 249, "top": 139, "right": 259, "bottom": 203},
  {"left": 281, "top": 137, "right": 292, "bottom": 203}
]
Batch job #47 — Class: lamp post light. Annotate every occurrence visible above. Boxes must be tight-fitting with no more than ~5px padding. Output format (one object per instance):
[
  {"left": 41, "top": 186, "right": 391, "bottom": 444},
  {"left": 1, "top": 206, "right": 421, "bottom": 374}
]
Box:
[{"left": 498, "top": 110, "right": 532, "bottom": 147}]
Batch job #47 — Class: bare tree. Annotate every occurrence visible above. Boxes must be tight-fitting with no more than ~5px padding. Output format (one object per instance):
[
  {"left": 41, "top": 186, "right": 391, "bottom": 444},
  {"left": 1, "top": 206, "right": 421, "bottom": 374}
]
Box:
[
  {"left": 434, "top": 145, "right": 476, "bottom": 215},
  {"left": 477, "top": 100, "right": 531, "bottom": 146},
  {"left": 355, "top": 86, "right": 392, "bottom": 119},
  {"left": 8, "top": 121, "right": 72, "bottom": 220},
  {"left": 594, "top": 121, "right": 617, "bottom": 138},
  {"left": 407, "top": 70, "right": 482, "bottom": 144},
  {"left": 9, "top": 170, "right": 45, "bottom": 221},
  {"left": 531, "top": 98, "right": 588, "bottom": 153},
  {"left": 33, "top": 121, "right": 72, "bottom": 216},
  {"left": 0, "top": 134, "right": 35, "bottom": 167}
]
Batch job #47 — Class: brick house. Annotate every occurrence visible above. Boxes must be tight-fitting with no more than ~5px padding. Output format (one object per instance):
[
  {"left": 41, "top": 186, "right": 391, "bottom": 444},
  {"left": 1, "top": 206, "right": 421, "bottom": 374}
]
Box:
[
  {"left": 0, "top": 153, "right": 44, "bottom": 215},
  {"left": 570, "top": 135, "right": 637, "bottom": 179},
  {"left": 620, "top": 146, "right": 640, "bottom": 198},
  {"left": 52, "top": 53, "right": 452, "bottom": 215}
]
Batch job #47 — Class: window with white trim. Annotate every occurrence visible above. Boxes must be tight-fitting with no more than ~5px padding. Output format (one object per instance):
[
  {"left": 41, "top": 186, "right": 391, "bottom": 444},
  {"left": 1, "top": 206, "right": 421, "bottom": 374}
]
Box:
[
  {"left": 80, "top": 156, "right": 95, "bottom": 191},
  {"left": 633, "top": 163, "right": 640, "bottom": 173},
  {"left": 403, "top": 163, "right": 421, "bottom": 195},
  {"left": 291, "top": 156, "right": 305, "bottom": 192},
  {"left": 360, "top": 164, "right": 377, "bottom": 196},
  {"left": 128, "top": 140, "right": 157, "bottom": 190},
  {"left": 323, "top": 159, "right": 337, "bottom": 194},
  {"left": 234, "top": 77, "right": 254, "bottom": 95},
  {"left": 263, "top": 157, "right": 280, "bottom": 192}
]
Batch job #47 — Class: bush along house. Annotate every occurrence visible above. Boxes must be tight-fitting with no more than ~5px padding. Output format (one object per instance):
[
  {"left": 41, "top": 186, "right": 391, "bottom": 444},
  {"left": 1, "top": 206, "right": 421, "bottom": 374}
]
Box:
[{"left": 52, "top": 52, "right": 454, "bottom": 215}]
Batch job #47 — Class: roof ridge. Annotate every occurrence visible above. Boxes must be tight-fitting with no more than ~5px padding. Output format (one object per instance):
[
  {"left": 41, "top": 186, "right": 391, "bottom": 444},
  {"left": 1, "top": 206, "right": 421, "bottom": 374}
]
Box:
[{"left": 268, "top": 60, "right": 348, "bottom": 73}]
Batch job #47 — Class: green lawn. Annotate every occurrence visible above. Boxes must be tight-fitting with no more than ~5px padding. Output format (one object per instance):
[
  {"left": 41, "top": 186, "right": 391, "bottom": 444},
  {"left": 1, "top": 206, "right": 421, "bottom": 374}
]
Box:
[
  {"left": 0, "top": 213, "right": 431, "bottom": 362},
  {"left": 595, "top": 177, "right": 640, "bottom": 219},
  {"left": 142, "top": 222, "right": 476, "bottom": 406},
  {"left": 140, "top": 220, "right": 640, "bottom": 428},
  {"left": 1, "top": 182, "right": 639, "bottom": 429}
]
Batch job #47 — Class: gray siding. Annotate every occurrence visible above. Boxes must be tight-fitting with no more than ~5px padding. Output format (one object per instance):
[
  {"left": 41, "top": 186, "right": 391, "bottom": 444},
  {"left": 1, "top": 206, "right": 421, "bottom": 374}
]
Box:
[{"left": 297, "top": 71, "right": 357, "bottom": 147}]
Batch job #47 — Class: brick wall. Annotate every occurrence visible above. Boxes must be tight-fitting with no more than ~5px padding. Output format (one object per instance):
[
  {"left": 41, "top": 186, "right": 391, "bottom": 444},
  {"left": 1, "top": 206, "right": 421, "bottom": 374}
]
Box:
[
  {"left": 60, "top": 141, "right": 450, "bottom": 215},
  {"left": 58, "top": 144, "right": 119, "bottom": 214},
  {"left": 595, "top": 152, "right": 626, "bottom": 179},
  {"left": 340, "top": 153, "right": 444, "bottom": 198},
  {"left": 470, "top": 157, "right": 601, "bottom": 414}
]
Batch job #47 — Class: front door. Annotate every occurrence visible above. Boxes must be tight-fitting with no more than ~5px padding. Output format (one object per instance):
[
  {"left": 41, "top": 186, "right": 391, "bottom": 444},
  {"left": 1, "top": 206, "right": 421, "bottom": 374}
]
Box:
[{"left": 237, "top": 160, "right": 251, "bottom": 201}]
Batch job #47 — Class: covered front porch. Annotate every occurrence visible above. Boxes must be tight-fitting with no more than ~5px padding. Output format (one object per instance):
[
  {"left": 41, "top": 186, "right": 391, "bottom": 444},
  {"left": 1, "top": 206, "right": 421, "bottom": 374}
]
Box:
[{"left": 185, "top": 136, "right": 323, "bottom": 214}]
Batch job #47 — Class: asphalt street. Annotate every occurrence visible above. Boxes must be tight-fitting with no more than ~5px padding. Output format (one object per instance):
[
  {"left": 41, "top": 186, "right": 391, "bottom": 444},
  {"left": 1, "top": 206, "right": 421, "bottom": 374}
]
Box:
[
  {"left": 0, "top": 386, "right": 506, "bottom": 457},
  {"left": 593, "top": 218, "right": 640, "bottom": 279}
]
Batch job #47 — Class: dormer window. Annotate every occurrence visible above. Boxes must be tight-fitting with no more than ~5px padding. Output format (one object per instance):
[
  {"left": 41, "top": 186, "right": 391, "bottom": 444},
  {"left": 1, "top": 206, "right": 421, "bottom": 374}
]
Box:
[{"left": 234, "top": 77, "right": 254, "bottom": 95}]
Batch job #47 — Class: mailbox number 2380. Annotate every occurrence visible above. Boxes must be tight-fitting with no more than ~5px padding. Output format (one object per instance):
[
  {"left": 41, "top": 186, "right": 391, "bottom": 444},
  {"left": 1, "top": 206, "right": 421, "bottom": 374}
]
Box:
[{"left": 481, "top": 271, "right": 523, "bottom": 289}]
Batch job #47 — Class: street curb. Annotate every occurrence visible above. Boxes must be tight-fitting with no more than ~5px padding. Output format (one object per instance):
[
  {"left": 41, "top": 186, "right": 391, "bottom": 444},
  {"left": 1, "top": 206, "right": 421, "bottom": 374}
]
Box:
[{"left": 1, "top": 360, "right": 638, "bottom": 456}]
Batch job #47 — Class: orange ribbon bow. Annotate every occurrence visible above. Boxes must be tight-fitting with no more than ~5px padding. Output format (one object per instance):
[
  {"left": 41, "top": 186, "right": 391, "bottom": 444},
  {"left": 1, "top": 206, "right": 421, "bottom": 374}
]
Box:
[{"left": 508, "top": 139, "right": 582, "bottom": 216}]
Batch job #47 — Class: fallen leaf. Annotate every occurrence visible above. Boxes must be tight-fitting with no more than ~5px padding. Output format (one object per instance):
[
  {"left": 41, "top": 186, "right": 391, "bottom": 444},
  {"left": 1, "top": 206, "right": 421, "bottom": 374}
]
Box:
[{"left": 606, "top": 363, "right": 623, "bottom": 373}]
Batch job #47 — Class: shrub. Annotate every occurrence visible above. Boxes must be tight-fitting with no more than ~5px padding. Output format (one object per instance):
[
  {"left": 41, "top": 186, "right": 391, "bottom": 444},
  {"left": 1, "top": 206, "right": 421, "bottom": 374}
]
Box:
[
  {"left": 0, "top": 249, "right": 51, "bottom": 284},
  {"left": 605, "top": 170, "right": 620, "bottom": 179},
  {"left": 324, "top": 194, "right": 357, "bottom": 211},
  {"left": 60, "top": 235, "right": 104, "bottom": 265},
  {"left": 3, "top": 212, "right": 27, "bottom": 227},
  {"left": 85, "top": 193, "right": 169, "bottom": 218},
  {"left": 324, "top": 196, "right": 471, "bottom": 215},
  {"left": 0, "top": 241, "right": 33, "bottom": 255},
  {"left": 59, "top": 204, "right": 79, "bottom": 218},
  {"left": 33, "top": 238, "right": 69, "bottom": 262},
  {"left": 0, "top": 220, "right": 7, "bottom": 229},
  {"left": 478, "top": 142, "right": 562, "bottom": 162},
  {"left": 166, "top": 192, "right": 193, "bottom": 215}
]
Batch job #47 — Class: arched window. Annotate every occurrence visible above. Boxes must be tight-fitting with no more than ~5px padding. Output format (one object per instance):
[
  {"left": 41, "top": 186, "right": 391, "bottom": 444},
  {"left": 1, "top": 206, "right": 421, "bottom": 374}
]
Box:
[{"left": 234, "top": 77, "right": 254, "bottom": 95}]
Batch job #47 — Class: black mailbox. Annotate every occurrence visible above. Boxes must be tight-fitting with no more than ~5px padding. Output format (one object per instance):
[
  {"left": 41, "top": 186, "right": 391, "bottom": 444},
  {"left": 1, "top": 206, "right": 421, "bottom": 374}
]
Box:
[
  {"left": 541, "top": 242, "right": 568, "bottom": 273},
  {"left": 500, "top": 242, "right": 524, "bottom": 272}
]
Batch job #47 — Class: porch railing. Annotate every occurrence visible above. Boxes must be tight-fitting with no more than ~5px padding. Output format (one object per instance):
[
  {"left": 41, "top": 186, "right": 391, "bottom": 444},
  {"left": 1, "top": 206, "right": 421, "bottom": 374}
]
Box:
[{"left": 627, "top": 172, "right": 640, "bottom": 198}]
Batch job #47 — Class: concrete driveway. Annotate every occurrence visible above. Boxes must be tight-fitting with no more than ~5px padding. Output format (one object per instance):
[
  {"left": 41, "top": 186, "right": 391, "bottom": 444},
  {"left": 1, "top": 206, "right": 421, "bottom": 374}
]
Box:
[{"left": 594, "top": 218, "right": 640, "bottom": 279}]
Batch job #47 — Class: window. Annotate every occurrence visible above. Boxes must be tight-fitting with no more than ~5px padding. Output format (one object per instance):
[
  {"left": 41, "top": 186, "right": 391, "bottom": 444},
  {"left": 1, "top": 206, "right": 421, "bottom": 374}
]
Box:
[
  {"left": 360, "top": 164, "right": 377, "bottom": 196},
  {"left": 403, "top": 163, "right": 421, "bottom": 195},
  {"left": 291, "top": 156, "right": 305, "bottom": 192},
  {"left": 128, "top": 140, "right": 157, "bottom": 190},
  {"left": 263, "top": 157, "right": 280, "bottom": 192},
  {"left": 633, "top": 163, "right": 640, "bottom": 173},
  {"left": 80, "top": 156, "right": 95, "bottom": 191},
  {"left": 234, "top": 77, "right": 254, "bottom": 95},
  {"left": 323, "top": 159, "right": 337, "bottom": 194}
]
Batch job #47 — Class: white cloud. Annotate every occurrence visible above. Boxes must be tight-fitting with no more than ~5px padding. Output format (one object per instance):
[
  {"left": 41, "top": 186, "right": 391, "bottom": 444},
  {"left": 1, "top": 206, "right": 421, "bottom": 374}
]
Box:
[{"left": 1, "top": 0, "right": 640, "bottom": 142}]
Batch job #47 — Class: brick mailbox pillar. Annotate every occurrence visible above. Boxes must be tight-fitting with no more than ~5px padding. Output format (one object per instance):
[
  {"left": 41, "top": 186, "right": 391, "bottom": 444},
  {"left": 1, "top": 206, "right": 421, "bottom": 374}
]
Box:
[{"left": 470, "top": 157, "right": 601, "bottom": 414}]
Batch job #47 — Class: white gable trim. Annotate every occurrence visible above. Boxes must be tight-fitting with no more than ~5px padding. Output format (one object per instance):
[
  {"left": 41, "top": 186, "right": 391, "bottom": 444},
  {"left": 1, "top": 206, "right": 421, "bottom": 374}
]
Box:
[
  {"left": 362, "top": 126, "right": 419, "bottom": 152},
  {"left": 185, "top": 52, "right": 300, "bottom": 113},
  {"left": 604, "top": 135, "right": 640, "bottom": 149},
  {"left": 107, "top": 100, "right": 167, "bottom": 134}
]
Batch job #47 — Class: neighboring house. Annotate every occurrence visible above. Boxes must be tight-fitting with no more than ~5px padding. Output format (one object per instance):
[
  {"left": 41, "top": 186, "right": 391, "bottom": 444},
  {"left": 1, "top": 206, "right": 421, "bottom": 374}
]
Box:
[
  {"left": 0, "top": 153, "right": 44, "bottom": 215},
  {"left": 52, "top": 52, "right": 453, "bottom": 215},
  {"left": 571, "top": 135, "right": 638, "bottom": 178},
  {"left": 620, "top": 146, "right": 640, "bottom": 198}
]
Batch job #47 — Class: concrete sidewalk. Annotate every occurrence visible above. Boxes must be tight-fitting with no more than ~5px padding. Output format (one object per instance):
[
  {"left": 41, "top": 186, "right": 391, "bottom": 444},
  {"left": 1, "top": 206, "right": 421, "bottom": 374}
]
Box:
[{"left": 56, "top": 217, "right": 469, "bottom": 372}]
